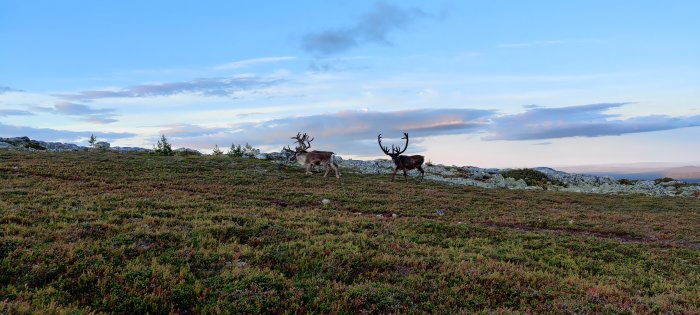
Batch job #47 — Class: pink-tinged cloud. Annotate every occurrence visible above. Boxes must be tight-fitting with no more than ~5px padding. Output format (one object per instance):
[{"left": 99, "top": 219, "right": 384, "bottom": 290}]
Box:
[
  {"left": 485, "top": 103, "right": 700, "bottom": 140},
  {"left": 55, "top": 75, "right": 285, "bottom": 101}
]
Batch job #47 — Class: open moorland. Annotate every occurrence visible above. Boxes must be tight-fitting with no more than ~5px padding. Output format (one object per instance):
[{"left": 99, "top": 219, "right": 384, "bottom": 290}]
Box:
[{"left": 1, "top": 151, "right": 699, "bottom": 314}]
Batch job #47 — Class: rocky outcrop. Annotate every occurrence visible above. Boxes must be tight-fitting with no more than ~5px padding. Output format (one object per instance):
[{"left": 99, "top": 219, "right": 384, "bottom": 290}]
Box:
[
  {"left": 94, "top": 141, "right": 110, "bottom": 150},
  {"left": 0, "top": 137, "right": 86, "bottom": 151},
  {"left": 0, "top": 137, "right": 150, "bottom": 153},
  {"left": 334, "top": 159, "right": 700, "bottom": 198}
]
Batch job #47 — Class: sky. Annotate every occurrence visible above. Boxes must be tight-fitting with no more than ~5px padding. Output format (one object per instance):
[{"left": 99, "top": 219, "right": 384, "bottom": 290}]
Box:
[{"left": 1, "top": 0, "right": 699, "bottom": 168}]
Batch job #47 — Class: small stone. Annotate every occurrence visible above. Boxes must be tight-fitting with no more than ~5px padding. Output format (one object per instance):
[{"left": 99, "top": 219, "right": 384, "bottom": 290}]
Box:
[
  {"left": 321, "top": 198, "right": 331, "bottom": 205},
  {"left": 391, "top": 213, "right": 398, "bottom": 218},
  {"left": 436, "top": 209, "right": 445, "bottom": 216}
]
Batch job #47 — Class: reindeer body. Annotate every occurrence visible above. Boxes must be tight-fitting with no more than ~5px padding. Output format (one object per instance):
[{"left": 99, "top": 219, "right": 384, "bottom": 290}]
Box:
[
  {"left": 391, "top": 155, "right": 425, "bottom": 181},
  {"left": 378, "top": 133, "right": 425, "bottom": 181},
  {"left": 294, "top": 150, "right": 340, "bottom": 178},
  {"left": 287, "top": 133, "right": 341, "bottom": 179}
]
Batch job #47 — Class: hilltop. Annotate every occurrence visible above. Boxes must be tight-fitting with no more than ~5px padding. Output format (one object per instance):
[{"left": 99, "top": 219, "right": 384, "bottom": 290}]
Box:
[
  {"left": 0, "top": 150, "right": 699, "bottom": 313},
  {"left": 2, "top": 136, "right": 699, "bottom": 198}
]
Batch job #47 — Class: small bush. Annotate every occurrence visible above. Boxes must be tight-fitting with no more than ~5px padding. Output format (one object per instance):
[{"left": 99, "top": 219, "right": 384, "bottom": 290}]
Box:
[
  {"left": 88, "top": 134, "right": 96, "bottom": 148},
  {"left": 212, "top": 145, "right": 223, "bottom": 156},
  {"left": 654, "top": 177, "right": 675, "bottom": 185},
  {"left": 227, "top": 144, "right": 244, "bottom": 157},
  {"left": 153, "top": 134, "right": 173, "bottom": 156},
  {"left": 500, "top": 168, "right": 560, "bottom": 188},
  {"left": 618, "top": 179, "right": 637, "bottom": 185}
]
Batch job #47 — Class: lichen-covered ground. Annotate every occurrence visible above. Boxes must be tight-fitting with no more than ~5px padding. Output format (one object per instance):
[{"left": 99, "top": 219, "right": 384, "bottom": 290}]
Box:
[{"left": 1, "top": 151, "right": 698, "bottom": 314}]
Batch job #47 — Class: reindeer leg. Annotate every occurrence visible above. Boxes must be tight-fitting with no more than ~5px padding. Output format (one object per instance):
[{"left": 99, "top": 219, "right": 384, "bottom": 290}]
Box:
[
  {"left": 391, "top": 167, "right": 398, "bottom": 181},
  {"left": 305, "top": 163, "right": 313, "bottom": 175},
  {"left": 323, "top": 163, "right": 330, "bottom": 177},
  {"left": 331, "top": 162, "right": 340, "bottom": 178},
  {"left": 403, "top": 169, "right": 408, "bottom": 181},
  {"left": 417, "top": 165, "right": 425, "bottom": 181}
]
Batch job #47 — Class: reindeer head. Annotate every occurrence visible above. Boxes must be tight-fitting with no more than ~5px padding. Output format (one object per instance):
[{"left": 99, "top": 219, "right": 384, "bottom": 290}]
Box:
[
  {"left": 377, "top": 132, "right": 409, "bottom": 160},
  {"left": 284, "top": 132, "right": 314, "bottom": 161}
]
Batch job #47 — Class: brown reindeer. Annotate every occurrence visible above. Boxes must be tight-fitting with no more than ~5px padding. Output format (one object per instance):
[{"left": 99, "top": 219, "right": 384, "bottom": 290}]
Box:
[
  {"left": 285, "top": 132, "right": 341, "bottom": 178},
  {"left": 378, "top": 132, "right": 425, "bottom": 181}
]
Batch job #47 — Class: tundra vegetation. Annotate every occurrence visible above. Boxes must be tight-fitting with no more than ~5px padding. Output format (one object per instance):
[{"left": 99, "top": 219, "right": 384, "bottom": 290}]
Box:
[{"left": 0, "top": 150, "right": 699, "bottom": 314}]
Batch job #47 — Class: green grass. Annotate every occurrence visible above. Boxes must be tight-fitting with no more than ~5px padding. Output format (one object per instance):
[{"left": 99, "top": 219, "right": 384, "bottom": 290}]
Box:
[{"left": 1, "top": 151, "right": 699, "bottom": 314}]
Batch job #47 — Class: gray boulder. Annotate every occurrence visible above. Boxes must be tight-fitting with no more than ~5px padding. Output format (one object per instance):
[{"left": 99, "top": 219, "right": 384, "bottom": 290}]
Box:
[{"left": 94, "top": 142, "right": 110, "bottom": 150}]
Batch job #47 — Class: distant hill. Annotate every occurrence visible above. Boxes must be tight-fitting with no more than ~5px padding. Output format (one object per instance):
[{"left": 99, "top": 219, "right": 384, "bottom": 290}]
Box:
[
  {"left": 664, "top": 166, "right": 700, "bottom": 180},
  {"left": 559, "top": 163, "right": 700, "bottom": 182}
]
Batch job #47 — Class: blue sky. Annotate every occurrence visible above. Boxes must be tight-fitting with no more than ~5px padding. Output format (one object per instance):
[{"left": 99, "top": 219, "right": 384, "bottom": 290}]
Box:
[{"left": 1, "top": 0, "right": 699, "bottom": 167}]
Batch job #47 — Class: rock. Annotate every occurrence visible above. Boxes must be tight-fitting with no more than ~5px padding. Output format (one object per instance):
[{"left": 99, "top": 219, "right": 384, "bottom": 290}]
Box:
[
  {"left": 0, "top": 141, "right": 14, "bottom": 149},
  {"left": 0, "top": 136, "right": 45, "bottom": 150},
  {"left": 255, "top": 153, "right": 268, "bottom": 160},
  {"left": 321, "top": 198, "right": 331, "bottom": 205},
  {"left": 436, "top": 209, "right": 445, "bottom": 216},
  {"left": 94, "top": 141, "right": 110, "bottom": 150}
]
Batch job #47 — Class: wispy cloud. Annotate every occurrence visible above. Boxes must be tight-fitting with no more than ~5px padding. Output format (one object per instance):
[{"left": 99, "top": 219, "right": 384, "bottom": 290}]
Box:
[
  {"left": 214, "top": 56, "right": 296, "bottom": 70},
  {"left": 0, "top": 86, "right": 23, "bottom": 94},
  {"left": 498, "top": 40, "right": 566, "bottom": 48},
  {"left": 55, "top": 75, "right": 286, "bottom": 101},
  {"left": 33, "top": 102, "right": 118, "bottom": 124},
  {"left": 485, "top": 103, "right": 700, "bottom": 140},
  {"left": 0, "top": 109, "right": 34, "bottom": 116},
  {"left": 497, "top": 39, "right": 601, "bottom": 49},
  {"left": 302, "top": 2, "right": 428, "bottom": 55},
  {"left": 0, "top": 122, "right": 136, "bottom": 143}
]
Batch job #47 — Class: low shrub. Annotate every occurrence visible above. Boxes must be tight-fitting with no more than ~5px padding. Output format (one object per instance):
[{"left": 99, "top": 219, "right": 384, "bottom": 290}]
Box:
[{"left": 500, "top": 168, "right": 561, "bottom": 188}]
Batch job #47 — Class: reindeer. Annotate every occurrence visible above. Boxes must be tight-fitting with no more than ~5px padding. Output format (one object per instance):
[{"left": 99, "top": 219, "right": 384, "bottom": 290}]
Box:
[
  {"left": 285, "top": 132, "right": 341, "bottom": 179},
  {"left": 378, "top": 132, "right": 425, "bottom": 181}
]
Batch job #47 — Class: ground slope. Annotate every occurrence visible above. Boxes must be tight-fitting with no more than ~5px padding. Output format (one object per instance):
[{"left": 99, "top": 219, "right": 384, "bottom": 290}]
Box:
[{"left": 0, "top": 151, "right": 699, "bottom": 314}]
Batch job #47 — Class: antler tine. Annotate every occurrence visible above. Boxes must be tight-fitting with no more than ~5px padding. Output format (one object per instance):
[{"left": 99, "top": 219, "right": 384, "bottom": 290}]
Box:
[
  {"left": 377, "top": 134, "right": 391, "bottom": 155},
  {"left": 394, "top": 132, "right": 408, "bottom": 155}
]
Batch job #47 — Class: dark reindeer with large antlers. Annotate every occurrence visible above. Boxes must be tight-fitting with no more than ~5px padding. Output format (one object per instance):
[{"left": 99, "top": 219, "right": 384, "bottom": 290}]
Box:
[
  {"left": 378, "top": 132, "right": 425, "bottom": 181},
  {"left": 284, "top": 132, "right": 341, "bottom": 178}
]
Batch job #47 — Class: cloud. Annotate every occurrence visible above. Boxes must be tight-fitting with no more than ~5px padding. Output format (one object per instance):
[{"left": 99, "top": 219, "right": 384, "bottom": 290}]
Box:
[
  {"left": 498, "top": 40, "right": 566, "bottom": 48},
  {"left": 0, "top": 109, "right": 34, "bottom": 116},
  {"left": 33, "top": 102, "right": 118, "bottom": 124},
  {"left": 158, "top": 108, "right": 495, "bottom": 155},
  {"left": 485, "top": 103, "right": 700, "bottom": 140},
  {"left": 0, "top": 86, "right": 23, "bottom": 94},
  {"left": 302, "top": 2, "right": 428, "bottom": 55},
  {"left": 214, "top": 56, "right": 296, "bottom": 70},
  {"left": 0, "top": 122, "right": 136, "bottom": 143},
  {"left": 55, "top": 75, "right": 285, "bottom": 101},
  {"left": 497, "top": 39, "right": 601, "bottom": 49},
  {"left": 53, "top": 102, "right": 115, "bottom": 115}
]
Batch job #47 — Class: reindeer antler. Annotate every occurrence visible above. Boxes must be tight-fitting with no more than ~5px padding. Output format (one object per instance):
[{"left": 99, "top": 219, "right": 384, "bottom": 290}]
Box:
[
  {"left": 378, "top": 132, "right": 409, "bottom": 156},
  {"left": 378, "top": 134, "right": 391, "bottom": 155},
  {"left": 291, "top": 132, "right": 314, "bottom": 152},
  {"left": 392, "top": 132, "right": 409, "bottom": 155}
]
